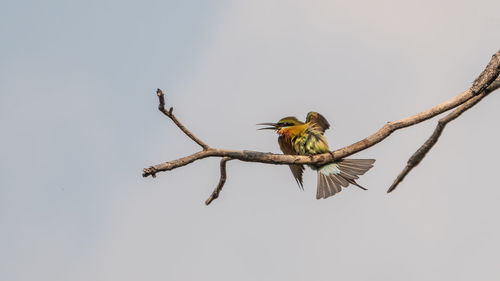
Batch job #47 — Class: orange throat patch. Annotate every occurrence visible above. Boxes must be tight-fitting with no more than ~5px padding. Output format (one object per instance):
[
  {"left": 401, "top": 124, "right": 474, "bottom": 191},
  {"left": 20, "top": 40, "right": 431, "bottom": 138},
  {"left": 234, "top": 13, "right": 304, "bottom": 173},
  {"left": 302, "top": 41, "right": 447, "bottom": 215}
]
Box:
[{"left": 277, "top": 123, "right": 308, "bottom": 138}]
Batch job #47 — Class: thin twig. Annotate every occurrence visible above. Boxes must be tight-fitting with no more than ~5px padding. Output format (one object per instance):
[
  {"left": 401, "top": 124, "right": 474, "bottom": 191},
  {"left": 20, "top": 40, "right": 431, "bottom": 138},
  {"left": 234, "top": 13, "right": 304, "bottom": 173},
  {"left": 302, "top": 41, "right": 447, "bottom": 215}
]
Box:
[
  {"left": 388, "top": 79, "right": 500, "bottom": 193},
  {"left": 205, "top": 157, "right": 232, "bottom": 205},
  {"left": 156, "top": 89, "right": 209, "bottom": 150}
]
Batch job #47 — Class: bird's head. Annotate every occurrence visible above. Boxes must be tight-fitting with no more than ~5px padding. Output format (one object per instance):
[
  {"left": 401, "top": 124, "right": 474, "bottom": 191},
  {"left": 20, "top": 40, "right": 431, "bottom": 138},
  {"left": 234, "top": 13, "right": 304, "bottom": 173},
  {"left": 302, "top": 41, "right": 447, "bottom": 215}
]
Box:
[{"left": 258, "top": 116, "right": 305, "bottom": 136}]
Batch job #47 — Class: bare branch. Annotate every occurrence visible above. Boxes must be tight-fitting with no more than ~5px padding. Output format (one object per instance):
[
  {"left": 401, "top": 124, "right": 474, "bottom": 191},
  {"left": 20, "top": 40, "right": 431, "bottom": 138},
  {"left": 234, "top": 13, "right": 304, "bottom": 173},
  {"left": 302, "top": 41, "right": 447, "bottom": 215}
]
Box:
[
  {"left": 156, "top": 89, "right": 209, "bottom": 150},
  {"left": 388, "top": 79, "right": 500, "bottom": 193},
  {"left": 205, "top": 157, "right": 232, "bottom": 205},
  {"left": 143, "top": 50, "right": 500, "bottom": 201}
]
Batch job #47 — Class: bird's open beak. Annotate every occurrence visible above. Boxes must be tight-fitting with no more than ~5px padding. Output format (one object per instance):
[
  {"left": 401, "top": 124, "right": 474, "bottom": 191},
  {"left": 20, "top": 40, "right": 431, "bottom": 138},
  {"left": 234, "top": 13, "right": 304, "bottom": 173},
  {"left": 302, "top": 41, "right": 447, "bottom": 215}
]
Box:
[{"left": 257, "top": 122, "right": 279, "bottom": 130}]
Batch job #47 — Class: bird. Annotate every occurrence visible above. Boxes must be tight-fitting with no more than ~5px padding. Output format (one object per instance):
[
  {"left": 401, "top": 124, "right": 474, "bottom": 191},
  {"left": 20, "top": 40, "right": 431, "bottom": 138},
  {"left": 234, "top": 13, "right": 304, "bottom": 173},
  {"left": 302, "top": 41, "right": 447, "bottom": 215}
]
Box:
[{"left": 258, "top": 112, "right": 375, "bottom": 199}]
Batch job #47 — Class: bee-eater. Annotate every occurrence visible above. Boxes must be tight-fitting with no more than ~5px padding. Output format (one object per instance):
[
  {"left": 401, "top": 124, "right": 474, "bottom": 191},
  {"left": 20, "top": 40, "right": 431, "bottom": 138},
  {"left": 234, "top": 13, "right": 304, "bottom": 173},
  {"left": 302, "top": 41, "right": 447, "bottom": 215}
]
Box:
[{"left": 259, "top": 112, "right": 375, "bottom": 199}]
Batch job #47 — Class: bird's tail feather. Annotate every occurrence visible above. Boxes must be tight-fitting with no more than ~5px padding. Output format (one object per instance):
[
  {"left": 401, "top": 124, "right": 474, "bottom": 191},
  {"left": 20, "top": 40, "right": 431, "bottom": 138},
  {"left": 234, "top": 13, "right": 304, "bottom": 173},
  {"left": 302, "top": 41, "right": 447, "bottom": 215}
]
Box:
[{"left": 316, "top": 159, "right": 375, "bottom": 199}]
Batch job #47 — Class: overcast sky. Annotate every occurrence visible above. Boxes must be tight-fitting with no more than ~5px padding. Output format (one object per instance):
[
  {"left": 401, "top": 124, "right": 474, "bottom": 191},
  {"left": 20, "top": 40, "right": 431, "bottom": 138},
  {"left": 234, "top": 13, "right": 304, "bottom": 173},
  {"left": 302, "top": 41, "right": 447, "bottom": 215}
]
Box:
[{"left": 2, "top": 0, "right": 500, "bottom": 280}]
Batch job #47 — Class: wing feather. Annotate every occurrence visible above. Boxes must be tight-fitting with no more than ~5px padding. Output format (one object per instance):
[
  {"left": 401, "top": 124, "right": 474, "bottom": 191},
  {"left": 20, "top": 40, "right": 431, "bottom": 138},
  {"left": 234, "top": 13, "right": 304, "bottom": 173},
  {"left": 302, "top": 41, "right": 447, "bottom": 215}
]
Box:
[
  {"left": 306, "top": 112, "right": 330, "bottom": 134},
  {"left": 279, "top": 135, "right": 304, "bottom": 189}
]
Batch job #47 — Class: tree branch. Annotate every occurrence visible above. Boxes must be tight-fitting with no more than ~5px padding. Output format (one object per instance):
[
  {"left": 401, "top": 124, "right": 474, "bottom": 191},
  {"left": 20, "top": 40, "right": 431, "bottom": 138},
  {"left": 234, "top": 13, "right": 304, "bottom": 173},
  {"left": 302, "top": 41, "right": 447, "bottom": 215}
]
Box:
[
  {"left": 156, "top": 89, "right": 209, "bottom": 150},
  {"left": 387, "top": 78, "right": 500, "bottom": 193},
  {"left": 205, "top": 157, "right": 232, "bottom": 205},
  {"left": 143, "top": 49, "right": 500, "bottom": 203}
]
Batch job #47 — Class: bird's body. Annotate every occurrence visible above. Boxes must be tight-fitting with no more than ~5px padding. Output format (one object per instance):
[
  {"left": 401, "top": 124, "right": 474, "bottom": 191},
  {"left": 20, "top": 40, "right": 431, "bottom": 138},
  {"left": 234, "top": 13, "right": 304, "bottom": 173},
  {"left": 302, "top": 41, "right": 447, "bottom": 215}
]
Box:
[{"left": 259, "top": 112, "right": 375, "bottom": 199}]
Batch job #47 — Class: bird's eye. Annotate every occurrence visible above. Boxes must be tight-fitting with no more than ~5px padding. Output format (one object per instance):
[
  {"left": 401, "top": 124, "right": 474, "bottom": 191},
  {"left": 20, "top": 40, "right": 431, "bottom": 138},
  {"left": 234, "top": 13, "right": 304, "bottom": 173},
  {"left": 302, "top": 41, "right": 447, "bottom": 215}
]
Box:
[{"left": 278, "top": 122, "right": 293, "bottom": 127}]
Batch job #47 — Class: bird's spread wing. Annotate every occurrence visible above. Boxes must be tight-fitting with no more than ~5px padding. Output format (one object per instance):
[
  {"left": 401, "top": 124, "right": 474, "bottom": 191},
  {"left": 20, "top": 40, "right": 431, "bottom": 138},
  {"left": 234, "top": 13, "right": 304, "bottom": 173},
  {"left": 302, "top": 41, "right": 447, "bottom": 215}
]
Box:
[
  {"left": 306, "top": 112, "right": 330, "bottom": 134},
  {"left": 278, "top": 135, "right": 304, "bottom": 189}
]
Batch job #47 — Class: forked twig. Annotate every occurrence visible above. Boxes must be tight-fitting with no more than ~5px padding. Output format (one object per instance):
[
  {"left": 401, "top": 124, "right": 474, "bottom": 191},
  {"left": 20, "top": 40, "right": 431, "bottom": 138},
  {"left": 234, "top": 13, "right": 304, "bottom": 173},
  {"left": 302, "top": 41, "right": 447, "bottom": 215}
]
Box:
[
  {"left": 388, "top": 79, "right": 500, "bottom": 192},
  {"left": 156, "top": 89, "right": 209, "bottom": 150}
]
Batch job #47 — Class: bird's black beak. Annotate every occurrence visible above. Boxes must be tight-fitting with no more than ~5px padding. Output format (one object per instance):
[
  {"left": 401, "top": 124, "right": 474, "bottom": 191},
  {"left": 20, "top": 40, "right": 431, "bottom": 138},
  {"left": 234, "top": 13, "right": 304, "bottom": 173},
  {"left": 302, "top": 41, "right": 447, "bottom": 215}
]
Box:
[{"left": 257, "top": 122, "right": 279, "bottom": 130}]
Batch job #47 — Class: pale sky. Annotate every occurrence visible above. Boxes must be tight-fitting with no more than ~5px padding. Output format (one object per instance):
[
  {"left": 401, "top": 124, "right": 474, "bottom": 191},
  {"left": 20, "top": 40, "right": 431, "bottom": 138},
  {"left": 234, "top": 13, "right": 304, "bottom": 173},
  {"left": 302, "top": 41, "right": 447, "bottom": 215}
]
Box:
[{"left": 1, "top": 1, "right": 500, "bottom": 280}]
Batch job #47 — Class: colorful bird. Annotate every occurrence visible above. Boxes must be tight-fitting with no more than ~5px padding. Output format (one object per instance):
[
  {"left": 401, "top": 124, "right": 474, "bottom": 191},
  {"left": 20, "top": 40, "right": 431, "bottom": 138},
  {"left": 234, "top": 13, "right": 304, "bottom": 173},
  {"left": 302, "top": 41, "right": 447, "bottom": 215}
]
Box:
[{"left": 259, "top": 112, "right": 375, "bottom": 199}]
